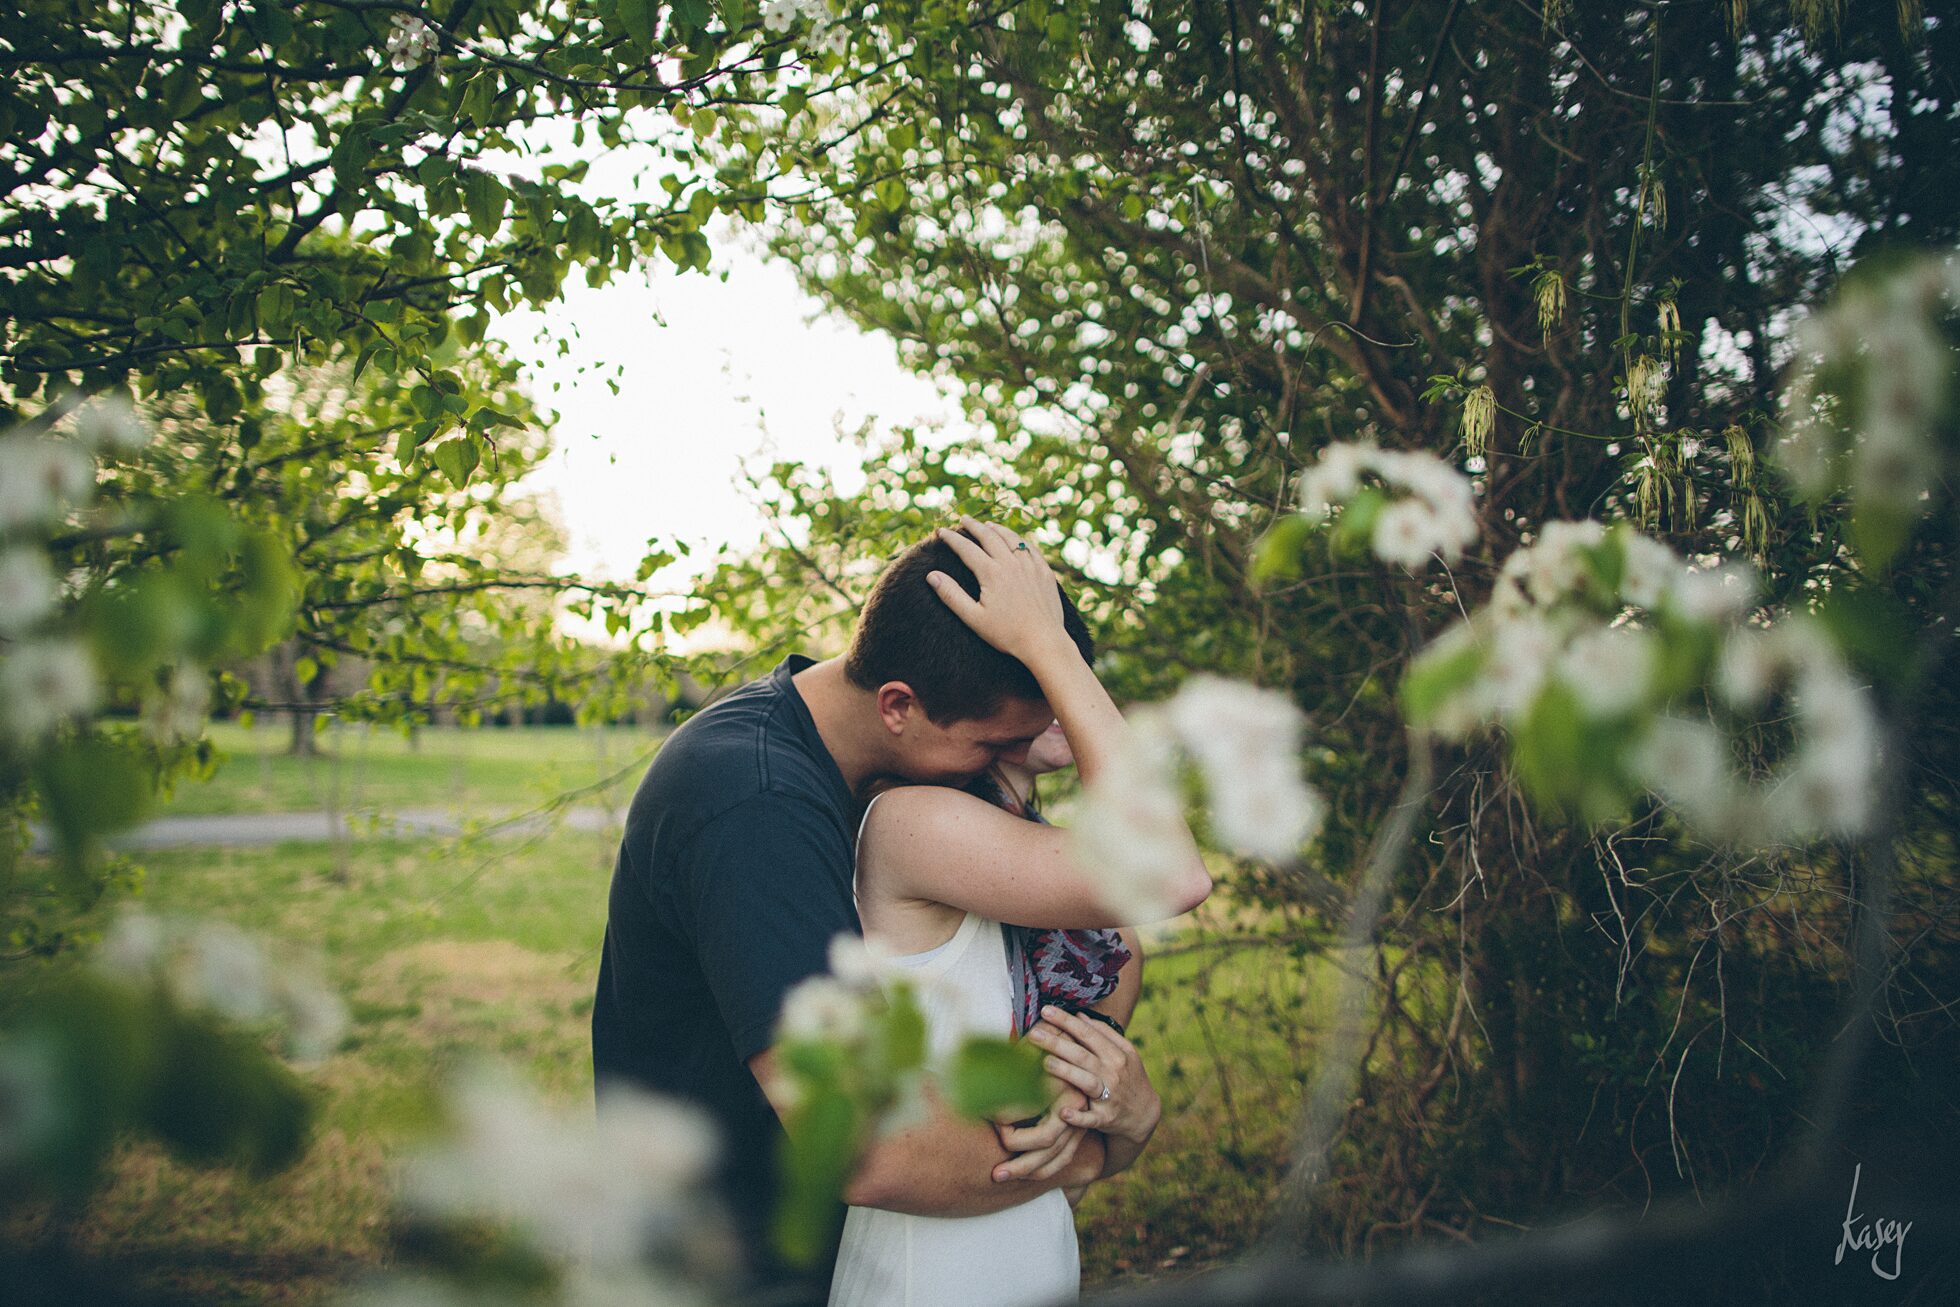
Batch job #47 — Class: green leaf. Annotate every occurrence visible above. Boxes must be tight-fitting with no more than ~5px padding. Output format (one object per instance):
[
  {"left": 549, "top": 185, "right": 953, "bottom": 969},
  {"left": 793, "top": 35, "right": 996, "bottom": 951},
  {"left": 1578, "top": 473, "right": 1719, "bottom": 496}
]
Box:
[
  {"left": 35, "top": 736, "right": 153, "bottom": 859},
  {"left": 772, "top": 1085, "right": 861, "bottom": 1269},
  {"left": 430, "top": 435, "right": 482, "bottom": 487},
  {"left": 1330, "top": 487, "right": 1386, "bottom": 556},
  {"left": 1510, "top": 681, "right": 1633, "bottom": 827},
  {"left": 1850, "top": 502, "right": 1911, "bottom": 573},
  {"left": 944, "top": 1037, "right": 1047, "bottom": 1121},
  {"left": 878, "top": 984, "right": 928, "bottom": 1074},
  {"left": 460, "top": 74, "right": 498, "bottom": 128},
  {"left": 1400, "top": 640, "right": 1484, "bottom": 725},
  {"left": 462, "top": 169, "right": 507, "bottom": 237},
  {"left": 1252, "top": 513, "right": 1315, "bottom": 583},
  {"left": 1816, "top": 584, "right": 1915, "bottom": 686},
  {"left": 617, "top": 0, "right": 660, "bottom": 43},
  {"left": 672, "top": 0, "right": 713, "bottom": 37}
]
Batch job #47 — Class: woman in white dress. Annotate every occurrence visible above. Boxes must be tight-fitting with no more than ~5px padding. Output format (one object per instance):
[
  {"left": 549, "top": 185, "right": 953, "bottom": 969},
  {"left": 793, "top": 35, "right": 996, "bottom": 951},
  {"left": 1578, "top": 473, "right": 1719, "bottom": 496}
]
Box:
[{"left": 827, "top": 521, "right": 1214, "bottom": 1307}]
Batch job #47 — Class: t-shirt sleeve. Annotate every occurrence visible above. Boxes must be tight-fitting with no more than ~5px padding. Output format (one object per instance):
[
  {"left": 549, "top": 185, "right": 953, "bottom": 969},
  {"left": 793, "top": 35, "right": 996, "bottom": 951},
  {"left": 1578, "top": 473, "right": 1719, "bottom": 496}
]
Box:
[{"left": 678, "top": 793, "right": 860, "bottom": 1063}]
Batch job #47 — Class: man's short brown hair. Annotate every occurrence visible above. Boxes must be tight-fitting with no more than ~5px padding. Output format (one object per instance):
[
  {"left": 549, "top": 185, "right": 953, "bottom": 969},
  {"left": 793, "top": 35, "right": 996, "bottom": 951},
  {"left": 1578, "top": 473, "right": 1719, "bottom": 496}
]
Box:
[{"left": 844, "top": 528, "right": 1095, "bottom": 724}]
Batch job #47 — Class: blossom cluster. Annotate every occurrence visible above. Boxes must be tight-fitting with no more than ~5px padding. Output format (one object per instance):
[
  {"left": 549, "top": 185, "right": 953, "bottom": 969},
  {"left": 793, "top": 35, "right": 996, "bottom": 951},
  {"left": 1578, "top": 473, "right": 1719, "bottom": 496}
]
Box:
[
  {"left": 1295, "top": 441, "right": 1480, "bottom": 570},
  {"left": 0, "top": 398, "right": 153, "bottom": 746},
  {"left": 1407, "top": 519, "right": 1881, "bottom": 844},
  {"left": 1072, "top": 676, "right": 1323, "bottom": 920},
  {"left": 1638, "top": 615, "right": 1881, "bottom": 845},
  {"left": 386, "top": 1062, "right": 729, "bottom": 1300},
  {"left": 760, "top": 0, "right": 848, "bottom": 54},
  {"left": 385, "top": 14, "right": 440, "bottom": 71},
  {"left": 1777, "top": 253, "right": 1958, "bottom": 548},
  {"left": 95, "top": 909, "right": 351, "bottom": 1063},
  {"left": 776, "top": 932, "right": 899, "bottom": 1046}
]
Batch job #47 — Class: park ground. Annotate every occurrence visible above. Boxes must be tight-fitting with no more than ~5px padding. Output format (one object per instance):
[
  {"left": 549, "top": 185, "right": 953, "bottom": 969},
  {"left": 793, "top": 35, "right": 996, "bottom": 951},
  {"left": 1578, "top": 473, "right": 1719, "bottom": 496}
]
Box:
[{"left": 5, "top": 722, "right": 1353, "bottom": 1304}]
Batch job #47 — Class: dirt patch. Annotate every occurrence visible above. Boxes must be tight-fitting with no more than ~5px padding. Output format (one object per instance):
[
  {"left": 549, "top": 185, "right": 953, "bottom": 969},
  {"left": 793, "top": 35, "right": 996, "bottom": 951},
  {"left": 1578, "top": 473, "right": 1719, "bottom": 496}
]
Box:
[
  {"left": 364, "top": 939, "right": 583, "bottom": 1009},
  {"left": 359, "top": 939, "right": 588, "bottom": 1053}
]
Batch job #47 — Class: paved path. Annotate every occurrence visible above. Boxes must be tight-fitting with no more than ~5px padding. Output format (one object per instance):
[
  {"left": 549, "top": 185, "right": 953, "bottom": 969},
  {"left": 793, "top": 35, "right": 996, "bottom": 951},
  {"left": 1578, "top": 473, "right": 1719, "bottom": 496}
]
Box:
[{"left": 29, "top": 805, "right": 620, "bottom": 853}]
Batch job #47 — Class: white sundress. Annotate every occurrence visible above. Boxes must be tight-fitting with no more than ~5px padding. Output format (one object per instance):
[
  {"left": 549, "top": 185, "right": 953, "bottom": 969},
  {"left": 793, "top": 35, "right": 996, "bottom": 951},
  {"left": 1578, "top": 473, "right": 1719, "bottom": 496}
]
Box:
[{"left": 827, "top": 796, "right": 1080, "bottom": 1307}]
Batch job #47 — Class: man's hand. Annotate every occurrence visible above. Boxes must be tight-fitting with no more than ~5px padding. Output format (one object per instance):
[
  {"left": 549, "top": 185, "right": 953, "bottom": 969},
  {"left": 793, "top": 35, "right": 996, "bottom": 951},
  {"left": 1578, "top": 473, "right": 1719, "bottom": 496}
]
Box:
[
  {"left": 926, "top": 518, "right": 1072, "bottom": 668},
  {"left": 991, "top": 1087, "right": 1092, "bottom": 1183}
]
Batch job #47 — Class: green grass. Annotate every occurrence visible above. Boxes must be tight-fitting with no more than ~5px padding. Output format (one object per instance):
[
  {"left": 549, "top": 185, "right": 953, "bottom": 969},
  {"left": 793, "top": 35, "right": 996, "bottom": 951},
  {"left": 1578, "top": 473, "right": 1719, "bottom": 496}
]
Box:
[
  {"left": 156, "top": 721, "right": 658, "bottom": 818},
  {"left": 7, "top": 729, "right": 1402, "bottom": 1302},
  {"left": 2, "top": 825, "right": 620, "bottom": 1304},
  {"left": 1073, "top": 918, "right": 1379, "bottom": 1284}
]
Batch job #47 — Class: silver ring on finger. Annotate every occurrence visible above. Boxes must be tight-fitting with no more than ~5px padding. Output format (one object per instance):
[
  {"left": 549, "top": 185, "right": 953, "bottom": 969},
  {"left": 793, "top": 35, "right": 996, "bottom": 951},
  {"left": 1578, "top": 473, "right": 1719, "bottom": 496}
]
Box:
[{"left": 1097, "top": 1081, "right": 1111, "bottom": 1102}]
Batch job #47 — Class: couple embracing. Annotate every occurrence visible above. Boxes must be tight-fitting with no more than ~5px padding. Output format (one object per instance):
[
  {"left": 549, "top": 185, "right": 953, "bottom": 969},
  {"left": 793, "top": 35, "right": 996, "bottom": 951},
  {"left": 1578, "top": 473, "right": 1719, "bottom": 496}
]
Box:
[{"left": 591, "top": 520, "right": 1213, "bottom": 1306}]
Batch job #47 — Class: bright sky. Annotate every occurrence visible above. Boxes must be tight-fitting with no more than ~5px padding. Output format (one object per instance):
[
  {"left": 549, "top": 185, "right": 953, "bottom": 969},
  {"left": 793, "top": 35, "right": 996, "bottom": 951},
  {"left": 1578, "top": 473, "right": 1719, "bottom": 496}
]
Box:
[{"left": 493, "top": 226, "right": 966, "bottom": 598}]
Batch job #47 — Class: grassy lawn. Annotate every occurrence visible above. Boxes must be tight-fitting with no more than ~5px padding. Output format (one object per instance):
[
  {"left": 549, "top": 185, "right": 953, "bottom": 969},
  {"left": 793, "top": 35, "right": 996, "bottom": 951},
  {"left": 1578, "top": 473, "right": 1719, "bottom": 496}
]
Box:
[
  {"left": 156, "top": 721, "right": 659, "bottom": 818},
  {"left": 4, "top": 825, "right": 619, "bottom": 1305},
  {"left": 7, "top": 726, "right": 1383, "bottom": 1303}
]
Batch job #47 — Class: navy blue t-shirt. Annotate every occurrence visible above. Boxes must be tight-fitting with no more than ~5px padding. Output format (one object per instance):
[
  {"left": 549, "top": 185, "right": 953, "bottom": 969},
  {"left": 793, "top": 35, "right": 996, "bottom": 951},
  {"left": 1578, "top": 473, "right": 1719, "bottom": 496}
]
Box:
[{"left": 591, "top": 654, "right": 860, "bottom": 1302}]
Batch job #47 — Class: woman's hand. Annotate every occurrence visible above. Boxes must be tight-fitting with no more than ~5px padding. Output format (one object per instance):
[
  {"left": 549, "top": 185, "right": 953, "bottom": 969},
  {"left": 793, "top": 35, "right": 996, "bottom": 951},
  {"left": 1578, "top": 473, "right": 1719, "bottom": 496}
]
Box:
[
  {"left": 1025, "top": 1006, "right": 1161, "bottom": 1147},
  {"left": 926, "top": 518, "right": 1072, "bottom": 667}
]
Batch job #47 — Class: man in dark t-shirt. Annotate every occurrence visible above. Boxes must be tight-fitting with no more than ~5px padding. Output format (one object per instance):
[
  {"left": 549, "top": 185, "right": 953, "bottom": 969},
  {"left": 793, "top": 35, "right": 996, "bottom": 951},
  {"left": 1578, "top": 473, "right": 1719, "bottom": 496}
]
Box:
[{"left": 592, "top": 524, "right": 1107, "bottom": 1305}]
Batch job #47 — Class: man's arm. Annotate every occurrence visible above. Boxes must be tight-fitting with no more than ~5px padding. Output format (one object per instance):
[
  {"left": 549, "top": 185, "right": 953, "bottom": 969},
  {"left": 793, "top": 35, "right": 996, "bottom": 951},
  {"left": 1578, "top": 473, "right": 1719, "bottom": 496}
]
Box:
[{"left": 749, "top": 1048, "right": 1104, "bottom": 1216}]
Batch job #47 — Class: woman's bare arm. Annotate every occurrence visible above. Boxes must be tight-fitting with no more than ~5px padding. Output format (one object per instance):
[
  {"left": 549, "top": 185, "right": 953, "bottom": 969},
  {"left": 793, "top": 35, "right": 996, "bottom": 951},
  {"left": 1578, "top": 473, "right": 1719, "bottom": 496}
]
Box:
[{"left": 861, "top": 789, "right": 1207, "bottom": 929}]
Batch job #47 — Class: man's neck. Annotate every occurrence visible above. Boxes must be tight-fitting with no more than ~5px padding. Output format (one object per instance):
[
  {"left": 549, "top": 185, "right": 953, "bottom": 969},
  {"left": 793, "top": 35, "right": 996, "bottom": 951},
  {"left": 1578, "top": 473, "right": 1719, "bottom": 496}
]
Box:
[{"left": 790, "top": 657, "right": 889, "bottom": 796}]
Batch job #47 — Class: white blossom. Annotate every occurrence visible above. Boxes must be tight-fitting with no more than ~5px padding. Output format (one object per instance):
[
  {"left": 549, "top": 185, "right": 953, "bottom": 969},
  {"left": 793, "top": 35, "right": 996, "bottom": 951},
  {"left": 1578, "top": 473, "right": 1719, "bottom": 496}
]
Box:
[
  {"left": 814, "top": 22, "right": 849, "bottom": 56},
  {"left": 1714, "top": 628, "right": 1775, "bottom": 709},
  {"left": 1618, "top": 532, "right": 1685, "bottom": 610},
  {"left": 1068, "top": 707, "right": 1200, "bottom": 921},
  {"left": 0, "top": 436, "right": 94, "bottom": 532},
  {"left": 142, "top": 664, "right": 212, "bottom": 744},
  {"left": 386, "top": 14, "right": 440, "bottom": 70},
  {"left": 1501, "top": 519, "right": 1606, "bottom": 606},
  {"left": 176, "top": 920, "right": 277, "bottom": 1024},
  {"left": 0, "top": 637, "right": 99, "bottom": 741},
  {"left": 1773, "top": 253, "right": 1956, "bottom": 526},
  {"left": 1405, "top": 621, "right": 1486, "bottom": 740},
  {"left": 759, "top": 0, "right": 801, "bottom": 32},
  {"left": 1672, "top": 560, "right": 1758, "bottom": 623},
  {"left": 1161, "top": 675, "right": 1323, "bottom": 860},
  {"left": 92, "top": 909, "right": 348, "bottom": 1063},
  {"left": 826, "top": 932, "right": 896, "bottom": 988},
  {"left": 1296, "top": 441, "right": 1478, "bottom": 568},
  {"left": 1555, "top": 625, "right": 1657, "bottom": 718},
  {"left": 595, "top": 1088, "right": 719, "bottom": 1195},
  {"left": 777, "top": 973, "right": 868, "bottom": 1044},
  {"left": 72, "top": 393, "right": 152, "bottom": 454},
  {"left": 1296, "top": 442, "right": 1370, "bottom": 516},
  {"left": 281, "top": 979, "right": 351, "bottom": 1065},
  {"left": 0, "top": 548, "right": 58, "bottom": 634},
  {"left": 1631, "top": 717, "right": 1737, "bottom": 832},
  {"left": 1647, "top": 617, "right": 1881, "bottom": 844},
  {"left": 404, "top": 1065, "right": 721, "bottom": 1272},
  {"left": 1207, "top": 754, "right": 1324, "bottom": 862},
  {"left": 1371, "top": 498, "right": 1447, "bottom": 570},
  {"left": 1478, "top": 613, "right": 1559, "bottom": 718},
  {"left": 97, "top": 909, "right": 169, "bottom": 983}
]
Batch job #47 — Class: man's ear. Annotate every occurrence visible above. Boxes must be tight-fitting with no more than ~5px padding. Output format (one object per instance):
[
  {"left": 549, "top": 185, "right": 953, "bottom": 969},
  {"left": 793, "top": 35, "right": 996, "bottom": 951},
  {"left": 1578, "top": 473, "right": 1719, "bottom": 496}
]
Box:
[{"left": 875, "top": 682, "right": 921, "bottom": 736}]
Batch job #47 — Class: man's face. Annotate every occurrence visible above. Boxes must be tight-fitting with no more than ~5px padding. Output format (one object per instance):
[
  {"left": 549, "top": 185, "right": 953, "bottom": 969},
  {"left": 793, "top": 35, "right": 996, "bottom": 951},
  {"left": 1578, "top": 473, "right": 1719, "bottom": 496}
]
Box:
[{"left": 886, "top": 693, "right": 1055, "bottom": 785}]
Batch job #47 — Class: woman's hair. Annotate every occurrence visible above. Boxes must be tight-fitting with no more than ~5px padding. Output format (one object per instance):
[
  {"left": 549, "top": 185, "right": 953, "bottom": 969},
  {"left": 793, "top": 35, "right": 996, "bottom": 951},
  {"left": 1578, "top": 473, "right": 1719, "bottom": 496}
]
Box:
[
  {"left": 963, "top": 762, "right": 1041, "bottom": 820},
  {"left": 845, "top": 527, "right": 1095, "bottom": 724}
]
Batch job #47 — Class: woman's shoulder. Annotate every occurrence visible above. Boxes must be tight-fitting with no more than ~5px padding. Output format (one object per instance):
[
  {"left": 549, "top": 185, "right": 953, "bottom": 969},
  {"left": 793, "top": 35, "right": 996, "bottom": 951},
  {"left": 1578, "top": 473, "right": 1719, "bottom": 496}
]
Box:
[{"left": 862, "top": 781, "right": 998, "bottom": 829}]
